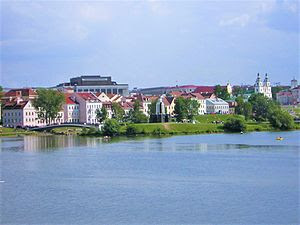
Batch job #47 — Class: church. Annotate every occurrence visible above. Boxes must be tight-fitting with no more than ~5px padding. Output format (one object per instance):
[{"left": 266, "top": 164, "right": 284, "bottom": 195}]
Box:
[{"left": 254, "top": 73, "right": 272, "bottom": 99}]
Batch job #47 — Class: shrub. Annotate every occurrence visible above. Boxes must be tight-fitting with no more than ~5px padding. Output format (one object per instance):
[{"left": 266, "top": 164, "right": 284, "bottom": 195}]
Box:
[
  {"left": 102, "top": 119, "right": 120, "bottom": 136},
  {"left": 152, "top": 128, "right": 165, "bottom": 135},
  {"left": 126, "top": 125, "right": 138, "bottom": 136},
  {"left": 268, "top": 109, "right": 294, "bottom": 130},
  {"left": 224, "top": 118, "right": 246, "bottom": 132}
]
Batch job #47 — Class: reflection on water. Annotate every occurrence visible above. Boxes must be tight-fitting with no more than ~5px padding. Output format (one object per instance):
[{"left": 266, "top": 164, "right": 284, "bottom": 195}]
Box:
[
  {"left": 1, "top": 131, "right": 299, "bottom": 224},
  {"left": 1, "top": 132, "right": 299, "bottom": 152}
]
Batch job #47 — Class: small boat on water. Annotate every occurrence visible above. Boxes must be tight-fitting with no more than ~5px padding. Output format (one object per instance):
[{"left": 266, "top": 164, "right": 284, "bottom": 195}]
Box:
[{"left": 276, "top": 137, "right": 284, "bottom": 141}]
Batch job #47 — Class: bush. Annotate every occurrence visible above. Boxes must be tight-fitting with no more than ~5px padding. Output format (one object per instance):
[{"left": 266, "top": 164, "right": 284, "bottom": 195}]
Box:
[
  {"left": 152, "top": 127, "right": 166, "bottom": 135},
  {"left": 102, "top": 119, "right": 120, "bottom": 136},
  {"left": 268, "top": 109, "right": 294, "bottom": 130},
  {"left": 126, "top": 125, "right": 138, "bottom": 135},
  {"left": 224, "top": 118, "right": 246, "bottom": 132}
]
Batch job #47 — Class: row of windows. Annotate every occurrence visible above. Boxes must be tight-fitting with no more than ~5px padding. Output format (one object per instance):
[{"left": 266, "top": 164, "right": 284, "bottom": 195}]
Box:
[
  {"left": 4, "top": 112, "right": 21, "bottom": 117},
  {"left": 68, "top": 105, "right": 79, "bottom": 110},
  {"left": 87, "top": 105, "right": 101, "bottom": 109},
  {"left": 77, "top": 88, "right": 123, "bottom": 95}
]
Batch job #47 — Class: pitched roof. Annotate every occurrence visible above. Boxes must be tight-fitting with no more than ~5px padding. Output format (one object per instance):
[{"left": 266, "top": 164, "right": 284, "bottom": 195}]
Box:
[
  {"left": 3, "top": 100, "right": 29, "bottom": 110},
  {"left": 121, "top": 102, "right": 134, "bottom": 110},
  {"left": 194, "top": 86, "right": 215, "bottom": 94},
  {"left": 64, "top": 93, "right": 78, "bottom": 104},
  {"left": 76, "top": 93, "right": 99, "bottom": 101},
  {"left": 4, "top": 88, "right": 37, "bottom": 98}
]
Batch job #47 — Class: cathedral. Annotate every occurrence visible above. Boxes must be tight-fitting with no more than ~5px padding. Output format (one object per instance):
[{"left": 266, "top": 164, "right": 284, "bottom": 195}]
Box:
[{"left": 254, "top": 73, "right": 272, "bottom": 99}]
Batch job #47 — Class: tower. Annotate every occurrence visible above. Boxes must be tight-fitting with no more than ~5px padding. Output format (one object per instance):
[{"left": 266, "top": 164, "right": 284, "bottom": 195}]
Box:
[
  {"left": 254, "top": 73, "right": 263, "bottom": 94},
  {"left": 263, "top": 73, "right": 272, "bottom": 98},
  {"left": 254, "top": 73, "right": 272, "bottom": 99},
  {"left": 291, "top": 77, "right": 298, "bottom": 89}
]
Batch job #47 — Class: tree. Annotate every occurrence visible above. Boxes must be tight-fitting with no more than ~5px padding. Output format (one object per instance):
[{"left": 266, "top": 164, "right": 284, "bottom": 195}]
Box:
[
  {"left": 248, "top": 93, "right": 270, "bottom": 121},
  {"left": 33, "top": 89, "right": 65, "bottom": 124},
  {"left": 174, "top": 97, "right": 199, "bottom": 122},
  {"left": 233, "top": 86, "right": 244, "bottom": 97},
  {"left": 186, "top": 98, "right": 200, "bottom": 121},
  {"left": 131, "top": 100, "right": 148, "bottom": 123},
  {"left": 268, "top": 108, "right": 294, "bottom": 130},
  {"left": 102, "top": 119, "right": 120, "bottom": 136},
  {"left": 235, "top": 96, "right": 244, "bottom": 115},
  {"left": 214, "top": 85, "right": 223, "bottom": 98},
  {"left": 214, "top": 85, "right": 230, "bottom": 100},
  {"left": 0, "top": 86, "right": 3, "bottom": 99},
  {"left": 174, "top": 97, "right": 187, "bottom": 122},
  {"left": 271, "top": 86, "right": 284, "bottom": 100},
  {"left": 96, "top": 107, "right": 108, "bottom": 123},
  {"left": 243, "top": 102, "right": 252, "bottom": 121},
  {"left": 224, "top": 118, "right": 246, "bottom": 132},
  {"left": 112, "top": 102, "right": 125, "bottom": 122},
  {"left": 149, "top": 100, "right": 157, "bottom": 115}
]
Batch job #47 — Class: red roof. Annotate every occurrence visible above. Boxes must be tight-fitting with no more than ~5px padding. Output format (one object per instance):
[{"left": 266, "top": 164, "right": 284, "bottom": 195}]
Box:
[
  {"left": 4, "top": 88, "right": 37, "bottom": 98},
  {"left": 64, "top": 93, "right": 77, "bottom": 104},
  {"left": 194, "top": 86, "right": 215, "bottom": 94},
  {"left": 3, "top": 100, "right": 29, "bottom": 110},
  {"left": 76, "top": 93, "right": 99, "bottom": 101},
  {"left": 121, "top": 102, "right": 134, "bottom": 110}
]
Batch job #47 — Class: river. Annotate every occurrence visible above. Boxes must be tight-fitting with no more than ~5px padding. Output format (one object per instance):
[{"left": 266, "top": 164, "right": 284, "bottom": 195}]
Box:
[{"left": 1, "top": 131, "right": 299, "bottom": 224}]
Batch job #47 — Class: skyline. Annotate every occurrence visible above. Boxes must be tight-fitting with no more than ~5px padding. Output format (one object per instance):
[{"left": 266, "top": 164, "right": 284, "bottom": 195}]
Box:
[{"left": 1, "top": 0, "right": 299, "bottom": 88}]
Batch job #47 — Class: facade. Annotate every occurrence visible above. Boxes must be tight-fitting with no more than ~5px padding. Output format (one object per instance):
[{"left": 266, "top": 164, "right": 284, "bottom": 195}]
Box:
[
  {"left": 276, "top": 91, "right": 294, "bottom": 105},
  {"left": 64, "top": 94, "right": 80, "bottom": 123},
  {"left": 181, "top": 93, "right": 206, "bottom": 115},
  {"left": 72, "top": 93, "right": 102, "bottom": 124},
  {"left": 2, "top": 88, "right": 37, "bottom": 104},
  {"left": 254, "top": 73, "right": 272, "bottom": 98},
  {"left": 291, "top": 78, "right": 298, "bottom": 89},
  {"left": 57, "top": 75, "right": 129, "bottom": 96},
  {"left": 206, "top": 98, "right": 229, "bottom": 114},
  {"left": 2, "top": 99, "right": 64, "bottom": 128}
]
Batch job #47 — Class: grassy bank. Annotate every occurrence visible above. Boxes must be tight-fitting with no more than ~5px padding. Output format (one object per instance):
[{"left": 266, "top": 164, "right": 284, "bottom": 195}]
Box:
[{"left": 0, "top": 127, "right": 36, "bottom": 137}]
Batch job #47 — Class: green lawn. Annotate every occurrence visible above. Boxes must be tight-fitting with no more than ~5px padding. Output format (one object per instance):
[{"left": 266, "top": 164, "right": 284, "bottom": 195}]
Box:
[
  {"left": 0, "top": 127, "right": 35, "bottom": 136},
  {"left": 195, "top": 114, "right": 243, "bottom": 123}
]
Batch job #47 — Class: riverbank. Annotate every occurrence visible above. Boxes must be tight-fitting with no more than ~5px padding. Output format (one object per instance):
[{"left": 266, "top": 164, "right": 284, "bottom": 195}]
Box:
[
  {"left": 1, "top": 114, "right": 299, "bottom": 137},
  {"left": 0, "top": 127, "right": 37, "bottom": 137}
]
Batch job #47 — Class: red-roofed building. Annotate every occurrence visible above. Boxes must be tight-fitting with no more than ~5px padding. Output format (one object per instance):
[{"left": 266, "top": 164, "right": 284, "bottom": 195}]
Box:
[
  {"left": 2, "top": 88, "right": 37, "bottom": 103},
  {"left": 64, "top": 93, "right": 80, "bottom": 123},
  {"left": 72, "top": 93, "right": 102, "bottom": 124}
]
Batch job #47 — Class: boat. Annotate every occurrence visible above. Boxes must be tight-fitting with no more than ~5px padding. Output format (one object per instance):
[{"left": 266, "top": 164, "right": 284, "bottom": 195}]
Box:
[{"left": 276, "top": 137, "right": 284, "bottom": 141}]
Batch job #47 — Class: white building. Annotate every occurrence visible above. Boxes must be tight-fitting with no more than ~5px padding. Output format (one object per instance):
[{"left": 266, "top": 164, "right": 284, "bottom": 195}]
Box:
[
  {"left": 206, "top": 98, "right": 229, "bottom": 114},
  {"left": 72, "top": 93, "right": 102, "bottom": 124},
  {"left": 254, "top": 73, "right": 272, "bottom": 99},
  {"left": 2, "top": 99, "right": 64, "bottom": 128},
  {"left": 64, "top": 94, "right": 80, "bottom": 123}
]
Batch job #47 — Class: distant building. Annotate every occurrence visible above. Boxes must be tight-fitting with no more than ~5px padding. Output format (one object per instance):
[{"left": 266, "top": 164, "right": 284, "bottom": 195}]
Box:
[
  {"left": 291, "top": 77, "right": 298, "bottom": 89},
  {"left": 254, "top": 73, "right": 272, "bottom": 99},
  {"left": 206, "top": 98, "right": 229, "bottom": 114},
  {"left": 57, "top": 75, "right": 129, "bottom": 96}
]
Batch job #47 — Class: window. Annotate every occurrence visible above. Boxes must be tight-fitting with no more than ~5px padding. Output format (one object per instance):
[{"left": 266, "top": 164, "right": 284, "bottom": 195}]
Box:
[
  {"left": 113, "top": 89, "right": 118, "bottom": 94},
  {"left": 107, "top": 89, "right": 111, "bottom": 94},
  {"left": 101, "top": 89, "right": 106, "bottom": 93}
]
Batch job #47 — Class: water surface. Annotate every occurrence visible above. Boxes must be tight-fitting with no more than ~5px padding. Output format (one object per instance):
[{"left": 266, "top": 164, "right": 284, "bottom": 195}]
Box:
[{"left": 1, "top": 131, "right": 299, "bottom": 224}]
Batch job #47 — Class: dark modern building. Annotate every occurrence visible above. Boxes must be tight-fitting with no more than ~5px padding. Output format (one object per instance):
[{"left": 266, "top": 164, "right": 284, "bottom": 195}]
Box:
[{"left": 56, "top": 75, "right": 129, "bottom": 96}]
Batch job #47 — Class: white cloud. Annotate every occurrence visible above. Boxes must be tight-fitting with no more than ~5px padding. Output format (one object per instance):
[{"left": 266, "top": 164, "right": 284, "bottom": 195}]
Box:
[{"left": 219, "top": 14, "right": 251, "bottom": 27}]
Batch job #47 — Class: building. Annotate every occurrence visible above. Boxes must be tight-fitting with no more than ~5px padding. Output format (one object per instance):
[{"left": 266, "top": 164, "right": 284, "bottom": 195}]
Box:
[
  {"left": 57, "top": 75, "right": 129, "bottom": 96},
  {"left": 291, "top": 77, "right": 298, "bottom": 89},
  {"left": 2, "top": 99, "right": 64, "bottom": 128},
  {"left": 64, "top": 94, "right": 80, "bottom": 123},
  {"left": 276, "top": 91, "right": 294, "bottom": 105},
  {"left": 2, "top": 88, "right": 37, "bottom": 104},
  {"left": 206, "top": 98, "right": 229, "bottom": 114},
  {"left": 254, "top": 73, "right": 272, "bottom": 98},
  {"left": 71, "top": 93, "right": 102, "bottom": 124},
  {"left": 181, "top": 93, "right": 206, "bottom": 115}
]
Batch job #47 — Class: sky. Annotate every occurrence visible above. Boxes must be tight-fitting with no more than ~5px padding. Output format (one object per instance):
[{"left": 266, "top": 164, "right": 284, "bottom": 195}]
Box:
[{"left": 0, "top": 0, "right": 299, "bottom": 89}]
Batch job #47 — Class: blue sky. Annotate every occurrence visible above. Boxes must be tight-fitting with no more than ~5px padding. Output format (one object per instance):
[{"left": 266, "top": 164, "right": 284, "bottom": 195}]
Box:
[{"left": 0, "top": 0, "right": 299, "bottom": 89}]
